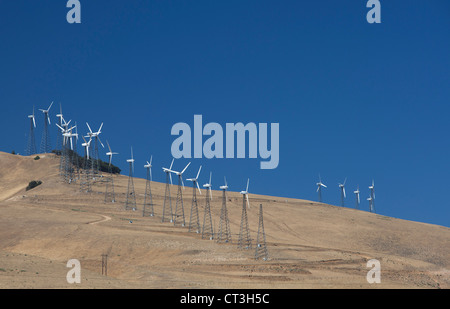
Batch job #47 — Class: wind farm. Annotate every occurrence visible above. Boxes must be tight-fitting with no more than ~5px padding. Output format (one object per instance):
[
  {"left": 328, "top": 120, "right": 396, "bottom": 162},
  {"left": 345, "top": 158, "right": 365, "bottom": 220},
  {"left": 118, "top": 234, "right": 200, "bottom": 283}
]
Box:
[{"left": 0, "top": 102, "right": 447, "bottom": 290}]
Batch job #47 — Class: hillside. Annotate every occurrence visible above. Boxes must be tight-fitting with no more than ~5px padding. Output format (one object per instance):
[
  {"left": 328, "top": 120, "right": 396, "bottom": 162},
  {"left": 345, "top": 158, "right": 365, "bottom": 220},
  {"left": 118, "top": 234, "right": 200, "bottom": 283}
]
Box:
[{"left": 0, "top": 151, "right": 449, "bottom": 289}]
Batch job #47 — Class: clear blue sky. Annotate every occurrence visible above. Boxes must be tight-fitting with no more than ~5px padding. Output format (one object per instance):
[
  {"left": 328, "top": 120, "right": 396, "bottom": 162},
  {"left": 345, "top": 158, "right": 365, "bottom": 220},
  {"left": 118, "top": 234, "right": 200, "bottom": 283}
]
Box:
[{"left": 1, "top": 1, "right": 449, "bottom": 227}]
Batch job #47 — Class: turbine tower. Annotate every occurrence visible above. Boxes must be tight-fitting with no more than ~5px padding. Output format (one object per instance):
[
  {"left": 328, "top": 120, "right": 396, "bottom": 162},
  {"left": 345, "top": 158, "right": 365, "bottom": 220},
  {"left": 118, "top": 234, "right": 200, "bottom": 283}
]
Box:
[
  {"left": 143, "top": 156, "right": 154, "bottom": 217},
  {"left": 238, "top": 178, "right": 252, "bottom": 249},
  {"left": 217, "top": 177, "right": 232, "bottom": 244},
  {"left": 104, "top": 140, "right": 118, "bottom": 203},
  {"left": 186, "top": 165, "right": 202, "bottom": 233},
  {"left": 124, "top": 147, "right": 136, "bottom": 211},
  {"left": 202, "top": 172, "right": 214, "bottom": 240},
  {"left": 255, "top": 204, "right": 269, "bottom": 261},
  {"left": 26, "top": 106, "right": 37, "bottom": 156},
  {"left": 369, "top": 180, "right": 376, "bottom": 213},
  {"left": 170, "top": 162, "right": 191, "bottom": 227},
  {"left": 354, "top": 186, "right": 360, "bottom": 209},
  {"left": 39, "top": 101, "right": 53, "bottom": 153},
  {"left": 55, "top": 103, "right": 64, "bottom": 152},
  {"left": 316, "top": 174, "right": 327, "bottom": 203},
  {"left": 85, "top": 122, "right": 104, "bottom": 178},
  {"left": 80, "top": 136, "right": 92, "bottom": 193},
  {"left": 338, "top": 177, "right": 347, "bottom": 207},
  {"left": 162, "top": 159, "right": 175, "bottom": 223}
]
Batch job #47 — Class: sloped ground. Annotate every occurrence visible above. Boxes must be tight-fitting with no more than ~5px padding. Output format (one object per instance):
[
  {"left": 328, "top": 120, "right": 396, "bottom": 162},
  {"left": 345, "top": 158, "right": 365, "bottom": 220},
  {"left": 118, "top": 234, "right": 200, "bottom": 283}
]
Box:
[{"left": 0, "top": 151, "right": 449, "bottom": 289}]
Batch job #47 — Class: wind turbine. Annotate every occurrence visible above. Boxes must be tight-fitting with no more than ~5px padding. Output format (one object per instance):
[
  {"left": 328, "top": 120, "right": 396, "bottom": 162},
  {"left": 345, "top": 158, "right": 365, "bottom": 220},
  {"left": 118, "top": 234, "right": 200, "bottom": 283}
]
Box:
[
  {"left": 187, "top": 165, "right": 202, "bottom": 233},
  {"left": 85, "top": 122, "right": 104, "bottom": 176},
  {"left": 354, "top": 185, "right": 360, "bottom": 209},
  {"left": 316, "top": 174, "right": 327, "bottom": 203},
  {"left": 218, "top": 177, "right": 232, "bottom": 243},
  {"left": 143, "top": 156, "right": 154, "bottom": 216},
  {"left": 202, "top": 172, "right": 214, "bottom": 240},
  {"left": 240, "top": 178, "right": 250, "bottom": 209},
  {"left": 26, "top": 106, "right": 37, "bottom": 156},
  {"left": 104, "top": 141, "right": 118, "bottom": 204},
  {"left": 39, "top": 101, "right": 53, "bottom": 153},
  {"left": 338, "top": 177, "right": 347, "bottom": 207},
  {"left": 162, "top": 158, "right": 175, "bottom": 223},
  {"left": 105, "top": 140, "right": 118, "bottom": 167},
  {"left": 124, "top": 147, "right": 136, "bottom": 210},
  {"left": 80, "top": 136, "right": 93, "bottom": 192},
  {"left": 238, "top": 178, "right": 252, "bottom": 249},
  {"left": 369, "top": 180, "right": 376, "bottom": 213},
  {"left": 170, "top": 162, "right": 191, "bottom": 226}
]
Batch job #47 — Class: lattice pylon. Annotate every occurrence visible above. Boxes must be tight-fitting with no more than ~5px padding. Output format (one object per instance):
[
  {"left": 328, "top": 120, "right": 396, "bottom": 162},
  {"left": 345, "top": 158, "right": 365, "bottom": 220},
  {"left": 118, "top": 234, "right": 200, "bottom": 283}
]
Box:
[
  {"left": 255, "top": 204, "right": 269, "bottom": 261},
  {"left": 40, "top": 113, "right": 51, "bottom": 154},
  {"left": 162, "top": 171, "right": 173, "bottom": 223},
  {"left": 188, "top": 180, "right": 201, "bottom": 233},
  {"left": 124, "top": 161, "right": 136, "bottom": 211},
  {"left": 202, "top": 187, "right": 214, "bottom": 240},
  {"left": 142, "top": 166, "right": 154, "bottom": 217},
  {"left": 173, "top": 175, "right": 186, "bottom": 227},
  {"left": 104, "top": 165, "right": 116, "bottom": 203},
  {"left": 238, "top": 193, "right": 252, "bottom": 249},
  {"left": 217, "top": 187, "right": 231, "bottom": 243},
  {"left": 80, "top": 154, "right": 92, "bottom": 193},
  {"left": 26, "top": 116, "right": 37, "bottom": 156}
]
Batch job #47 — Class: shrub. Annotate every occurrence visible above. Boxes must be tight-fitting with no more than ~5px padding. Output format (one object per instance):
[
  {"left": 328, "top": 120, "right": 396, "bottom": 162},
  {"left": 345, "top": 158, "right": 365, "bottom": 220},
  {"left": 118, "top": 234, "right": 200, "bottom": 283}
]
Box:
[
  {"left": 26, "top": 180, "right": 42, "bottom": 191},
  {"left": 34, "top": 156, "right": 40, "bottom": 160}
]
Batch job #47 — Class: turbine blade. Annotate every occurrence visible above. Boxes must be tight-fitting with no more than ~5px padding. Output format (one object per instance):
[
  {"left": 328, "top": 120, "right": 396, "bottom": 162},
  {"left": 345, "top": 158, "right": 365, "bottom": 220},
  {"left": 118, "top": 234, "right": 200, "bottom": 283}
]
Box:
[
  {"left": 170, "top": 173, "right": 173, "bottom": 186},
  {"left": 209, "top": 188, "right": 212, "bottom": 200},
  {"left": 196, "top": 181, "right": 201, "bottom": 195},
  {"left": 97, "top": 136, "right": 104, "bottom": 148},
  {"left": 246, "top": 194, "right": 250, "bottom": 209},
  {"left": 98, "top": 122, "right": 103, "bottom": 133},
  {"left": 246, "top": 178, "right": 249, "bottom": 192},
  {"left": 343, "top": 187, "right": 346, "bottom": 198},
  {"left": 209, "top": 172, "right": 212, "bottom": 185},
  {"left": 170, "top": 158, "right": 174, "bottom": 170},
  {"left": 149, "top": 155, "right": 152, "bottom": 166},
  {"left": 181, "top": 162, "right": 191, "bottom": 174},
  {"left": 32, "top": 117, "right": 36, "bottom": 128},
  {"left": 106, "top": 140, "right": 112, "bottom": 153},
  {"left": 86, "top": 122, "right": 93, "bottom": 133},
  {"left": 150, "top": 167, "right": 152, "bottom": 182},
  {"left": 196, "top": 165, "right": 202, "bottom": 180}
]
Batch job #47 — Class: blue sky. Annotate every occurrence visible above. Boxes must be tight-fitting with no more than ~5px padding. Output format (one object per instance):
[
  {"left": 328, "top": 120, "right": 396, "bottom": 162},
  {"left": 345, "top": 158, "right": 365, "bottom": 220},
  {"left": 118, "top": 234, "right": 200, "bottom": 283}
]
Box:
[{"left": 1, "top": 1, "right": 449, "bottom": 227}]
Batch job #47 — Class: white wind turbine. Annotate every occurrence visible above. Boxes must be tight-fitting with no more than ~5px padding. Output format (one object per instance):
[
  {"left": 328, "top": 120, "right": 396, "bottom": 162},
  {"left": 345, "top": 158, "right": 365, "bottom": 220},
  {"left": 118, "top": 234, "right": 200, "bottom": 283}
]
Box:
[
  {"left": 186, "top": 165, "right": 202, "bottom": 195},
  {"left": 354, "top": 185, "right": 360, "bottom": 209},
  {"left": 338, "top": 177, "right": 347, "bottom": 207},
  {"left": 39, "top": 101, "right": 53, "bottom": 125},
  {"left": 144, "top": 156, "right": 153, "bottom": 180},
  {"left": 81, "top": 136, "right": 92, "bottom": 160},
  {"left": 316, "top": 174, "right": 327, "bottom": 203},
  {"left": 240, "top": 178, "right": 250, "bottom": 209},
  {"left": 106, "top": 140, "right": 118, "bottom": 167},
  {"left": 203, "top": 172, "right": 213, "bottom": 200},
  {"left": 170, "top": 161, "right": 191, "bottom": 226},
  {"left": 369, "top": 180, "right": 376, "bottom": 213}
]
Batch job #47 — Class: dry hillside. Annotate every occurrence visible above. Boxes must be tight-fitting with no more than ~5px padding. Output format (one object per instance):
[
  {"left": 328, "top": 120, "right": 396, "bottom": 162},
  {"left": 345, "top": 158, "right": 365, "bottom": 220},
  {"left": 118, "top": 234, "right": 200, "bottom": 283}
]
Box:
[{"left": 0, "top": 151, "right": 449, "bottom": 289}]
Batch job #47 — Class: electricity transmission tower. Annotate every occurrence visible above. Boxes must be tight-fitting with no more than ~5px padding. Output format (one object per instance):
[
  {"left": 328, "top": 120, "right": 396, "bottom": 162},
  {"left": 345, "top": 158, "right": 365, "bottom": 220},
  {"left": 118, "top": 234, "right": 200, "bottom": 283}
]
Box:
[
  {"left": 217, "top": 177, "right": 231, "bottom": 243},
  {"left": 142, "top": 156, "right": 154, "bottom": 217},
  {"left": 255, "top": 204, "right": 269, "bottom": 261}
]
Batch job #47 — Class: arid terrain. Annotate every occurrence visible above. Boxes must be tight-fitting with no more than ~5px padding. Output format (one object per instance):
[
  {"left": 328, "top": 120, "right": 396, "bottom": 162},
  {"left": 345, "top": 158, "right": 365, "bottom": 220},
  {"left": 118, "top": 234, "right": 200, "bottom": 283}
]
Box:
[{"left": 0, "top": 151, "right": 449, "bottom": 289}]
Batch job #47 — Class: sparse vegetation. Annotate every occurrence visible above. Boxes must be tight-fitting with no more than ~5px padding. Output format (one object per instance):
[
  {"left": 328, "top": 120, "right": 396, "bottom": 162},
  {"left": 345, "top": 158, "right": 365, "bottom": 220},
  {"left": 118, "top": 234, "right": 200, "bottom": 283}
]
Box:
[
  {"left": 34, "top": 156, "right": 40, "bottom": 160},
  {"left": 26, "top": 180, "right": 42, "bottom": 191}
]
